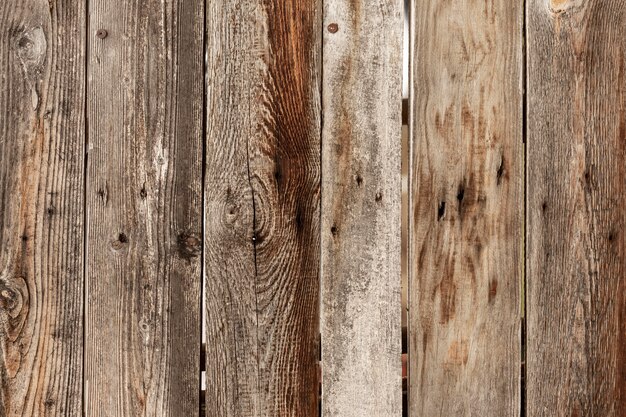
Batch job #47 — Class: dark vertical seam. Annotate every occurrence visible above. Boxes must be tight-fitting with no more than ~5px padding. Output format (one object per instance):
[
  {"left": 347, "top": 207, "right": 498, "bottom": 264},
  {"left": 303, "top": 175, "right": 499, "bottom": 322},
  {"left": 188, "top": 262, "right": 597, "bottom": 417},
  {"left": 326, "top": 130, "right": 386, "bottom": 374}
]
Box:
[
  {"left": 522, "top": 1, "right": 528, "bottom": 417},
  {"left": 318, "top": 1, "right": 324, "bottom": 415},
  {"left": 81, "top": 0, "right": 90, "bottom": 414},
  {"left": 404, "top": 0, "right": 412, "bottom": 416},
  {"left": 400, "top": 0, "right": 413, "bottom": 417},
  {"left": 200, "top": 0, "right": 208, "bottom": 415}
]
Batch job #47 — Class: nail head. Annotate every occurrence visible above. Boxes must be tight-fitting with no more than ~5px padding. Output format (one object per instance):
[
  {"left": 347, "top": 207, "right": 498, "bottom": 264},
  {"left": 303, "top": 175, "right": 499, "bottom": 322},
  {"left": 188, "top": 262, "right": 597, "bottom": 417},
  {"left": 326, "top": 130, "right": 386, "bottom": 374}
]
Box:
[
  {"left": 328, "top": 23, "right": 339, "bottom": 33},
  {"left": 96, "top": 29, "right": 108, "bottom": 39}
]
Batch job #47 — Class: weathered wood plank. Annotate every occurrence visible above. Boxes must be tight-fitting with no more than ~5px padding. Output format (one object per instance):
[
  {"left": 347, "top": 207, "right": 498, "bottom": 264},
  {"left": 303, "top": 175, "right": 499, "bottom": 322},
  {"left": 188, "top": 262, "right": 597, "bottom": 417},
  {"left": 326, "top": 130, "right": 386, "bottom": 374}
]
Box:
[
  {"left": 0, "top": 1, "right": 85, "bottom": 415},
  {"left": 204, "top": 0, "right": 322, "bottom": 415},
  {"left": 320, "top": 0, "right": 403, "bottom": 415},
  {"left": 527, "top": 1, "right": 626, "bottom": 416},
  {"left": 409, "top": 1, "right": 523, "bottom": 415},
  {"left": 85, "top": 0, "right": 203, "bottom": 414}
]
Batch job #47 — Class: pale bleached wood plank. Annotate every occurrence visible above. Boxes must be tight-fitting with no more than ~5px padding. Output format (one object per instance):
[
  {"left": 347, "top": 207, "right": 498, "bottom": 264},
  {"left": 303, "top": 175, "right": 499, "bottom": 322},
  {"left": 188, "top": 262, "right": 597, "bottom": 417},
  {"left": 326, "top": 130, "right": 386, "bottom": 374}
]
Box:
[
  {"left": 409, "top": 1, "right": 523, "bottom": 416},
  {"left": 85, "top": 0, "right": 203, "bottom": 414},
  {"left": 321, "top": 1, "right": 403, "bottom": 415},
  {"left": 0, "top": 1, "right": 85, "bottom": 415},
  {"left": 204, "top": 1, "right": 322, "bottom": 415},
  {"left": 527, "top": 1, "right": 626, "bottom": 415}
]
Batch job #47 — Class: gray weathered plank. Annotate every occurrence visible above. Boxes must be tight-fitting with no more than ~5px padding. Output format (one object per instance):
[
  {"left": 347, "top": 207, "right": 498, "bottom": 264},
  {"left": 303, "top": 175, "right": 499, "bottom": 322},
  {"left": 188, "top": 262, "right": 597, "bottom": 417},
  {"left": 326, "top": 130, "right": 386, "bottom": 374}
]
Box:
[
  {"left": 409, "top": 0, "right": 523, "bottom": 415},
  {"left": 85, "top": 0, "right": 203, "bottom": 414},
  {"left": 204, "top": 0, "right": 322, "bottom": 415},
  {"left": 527, "top": 1, "right": 626, "bottom": 416},
  {"left": 320, "top": 0, "right": 403, "bottom": 415},
  {"left": 0, "top": 0, "right": 85, "bottom": 415}
]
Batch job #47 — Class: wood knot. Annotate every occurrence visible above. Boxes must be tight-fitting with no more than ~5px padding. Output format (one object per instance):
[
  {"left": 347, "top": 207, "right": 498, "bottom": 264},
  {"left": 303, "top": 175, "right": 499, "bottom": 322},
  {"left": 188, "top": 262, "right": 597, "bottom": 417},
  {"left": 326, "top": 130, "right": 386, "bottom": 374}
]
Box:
[
  {"left": 111, "top": 233, "right": 128, "bottom": 250},
  {"left": 139, "top": 184, "right": 147, "bottom": 200},
  {"left": 0, "top": 283, "right": 19, "bottom": 311},
  {"left": 177, "top": 233, "right": 201, "bottom": 259},
  {"left": 548, "top": 0, "right": 583, "bottom": 15},
  {"left": 138, "top": 319, "right": 150, "bottom": 333},
  {"left": 13, "top": 26, "right": 47, "bottom": 76},
  {"left": 224, "top": 203, "right": 239, "bottom": 224}
]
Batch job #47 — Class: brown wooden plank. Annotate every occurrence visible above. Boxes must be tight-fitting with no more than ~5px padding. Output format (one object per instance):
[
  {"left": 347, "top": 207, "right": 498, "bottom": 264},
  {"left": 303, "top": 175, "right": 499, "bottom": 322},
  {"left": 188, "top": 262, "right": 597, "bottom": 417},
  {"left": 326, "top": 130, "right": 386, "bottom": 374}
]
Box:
[
  {"left": 0, "top": 1, "right": 85, "bottom": 415},
  {"left": 409, "top": 1, "right": 523, "bottom": 415},
  {"left": 204, "top": 0, "right": 322, "bottom": 415},
  {"left": 320, "top": 0, "right": 403, "bottom": 415},
  {"left": 85, "top": 0, "right": 203, "bottom": 414},
  {"left": 527, "top": 1, "right": 626, "bottom": 415}
]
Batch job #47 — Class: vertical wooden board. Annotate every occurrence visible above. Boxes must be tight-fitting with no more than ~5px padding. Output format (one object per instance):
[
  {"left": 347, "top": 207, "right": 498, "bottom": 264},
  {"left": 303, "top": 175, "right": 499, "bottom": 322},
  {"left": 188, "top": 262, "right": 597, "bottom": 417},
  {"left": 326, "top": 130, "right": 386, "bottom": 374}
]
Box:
[
  {"left": 321, "top": 1, "right": 403, "bottom": 415},
  {"left": 85, "top": 0, "right": 203, "bottom": 415},
  {"left": 527, "top": 1, "right": 626, "bottom": 415},
  {"left": 0, "top": 0, "right": 85, "bottom": 415},
  {"left": 409, "top": 1, "right": 523, "bottom": 416},
  {"left": 205, "top": 0, "right": 321, "bottom": 415}
]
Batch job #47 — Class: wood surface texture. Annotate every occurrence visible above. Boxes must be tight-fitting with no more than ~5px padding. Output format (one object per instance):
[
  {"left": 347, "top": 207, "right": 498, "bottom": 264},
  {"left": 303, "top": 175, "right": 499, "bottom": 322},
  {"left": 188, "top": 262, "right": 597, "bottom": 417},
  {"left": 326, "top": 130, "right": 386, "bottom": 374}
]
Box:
[
  {"left": 204, "top": 0, "right": 322, "bottom": 415},
  {"left": 527, "top": 1, "right": 626, "bottom": 416},
  {"left": 409, "top": 1, "right": 523, "bottom": 416},
  {"left": 2, "top": 1, "right": 626, "bottom": 416},
  {"left": 321, "top": 0, "right": 403, "bottom": 416},
  {"left": 0, "top": 0, "right": 85, "bottom": 415},
  {"left": 84, "top": 0, "right": 204, "bottom": 415}
]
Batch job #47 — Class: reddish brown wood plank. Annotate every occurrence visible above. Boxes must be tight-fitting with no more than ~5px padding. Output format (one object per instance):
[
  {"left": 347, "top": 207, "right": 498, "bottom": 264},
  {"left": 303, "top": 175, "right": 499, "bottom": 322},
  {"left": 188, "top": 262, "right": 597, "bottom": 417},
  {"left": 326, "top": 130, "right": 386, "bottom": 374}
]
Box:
[
  {"left": 527, "top": 1, "right": 626, "bottom": 415},
  {"left": 204, "top": 0, "right": 322, "bottom": 415}
]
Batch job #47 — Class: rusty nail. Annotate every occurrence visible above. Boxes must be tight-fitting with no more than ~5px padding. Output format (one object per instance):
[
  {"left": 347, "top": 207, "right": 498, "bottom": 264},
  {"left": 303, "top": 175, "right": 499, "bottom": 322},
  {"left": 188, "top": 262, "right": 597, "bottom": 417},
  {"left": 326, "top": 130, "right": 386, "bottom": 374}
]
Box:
[
  {"left": 327, "top": 23, "right": 339, "bottom": 34},
  {"left": 96, "top": 29, "right": 108, "bottom": 39}
]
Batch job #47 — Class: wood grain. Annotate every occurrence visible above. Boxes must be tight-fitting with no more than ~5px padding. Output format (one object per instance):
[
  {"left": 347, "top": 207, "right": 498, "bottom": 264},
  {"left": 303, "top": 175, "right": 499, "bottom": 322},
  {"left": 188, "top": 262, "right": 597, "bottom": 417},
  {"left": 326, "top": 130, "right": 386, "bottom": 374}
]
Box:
[
  {"left": 320, "top": 1, "right": 403, "bottom": 415},
  {"left": 204, "top": 0, "right": 321, "bottom": 415},
  {"left": 0, "top": 0, "right": 85, "bottom": 415},
  {"left": 527, "top": 1, "right": 626, "bottom": 415},
  {"left": 85, "top": 0, "right": 203, "bottom": 415},
  {"left": 409, "top": 0, "right": 523, "bottom": 415}
]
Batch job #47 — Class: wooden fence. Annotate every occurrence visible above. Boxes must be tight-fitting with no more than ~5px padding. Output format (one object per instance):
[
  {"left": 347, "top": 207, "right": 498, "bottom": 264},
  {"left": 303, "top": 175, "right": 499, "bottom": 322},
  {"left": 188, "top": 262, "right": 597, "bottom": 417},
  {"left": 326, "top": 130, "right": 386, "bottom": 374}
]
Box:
[{"left": 0, "top": 0, "right": 624, "bottom": 416}]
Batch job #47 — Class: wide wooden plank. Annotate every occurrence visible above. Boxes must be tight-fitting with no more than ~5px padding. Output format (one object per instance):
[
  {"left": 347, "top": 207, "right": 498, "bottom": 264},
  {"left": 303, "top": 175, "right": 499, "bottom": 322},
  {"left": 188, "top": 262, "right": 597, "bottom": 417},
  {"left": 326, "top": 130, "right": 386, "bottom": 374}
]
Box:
[
  {"left": 204, "top": 0, "right": 322, "bottom": 415},
  {"left": 85, "top": 0, "right": 203, "bottom": 414},
  {"left": 409, "top": 1, "right": 523, "bottom": 415},
  {"left": 0, "top": 1, "right": 85, "bottom": 415},
  {"left": 527, "top": 1, "right": 626, "bottom": 415},
  {"left": 320, "top": 0, "right": 403, "bottom": 415}
]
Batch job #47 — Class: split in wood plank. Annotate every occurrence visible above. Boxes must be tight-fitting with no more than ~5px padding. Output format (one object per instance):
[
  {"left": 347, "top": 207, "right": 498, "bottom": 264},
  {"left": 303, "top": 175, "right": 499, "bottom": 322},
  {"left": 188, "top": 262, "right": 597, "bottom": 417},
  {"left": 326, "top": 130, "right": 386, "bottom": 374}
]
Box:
[{"left": 204, "top": 0, "right": 322, "bottom": 415}]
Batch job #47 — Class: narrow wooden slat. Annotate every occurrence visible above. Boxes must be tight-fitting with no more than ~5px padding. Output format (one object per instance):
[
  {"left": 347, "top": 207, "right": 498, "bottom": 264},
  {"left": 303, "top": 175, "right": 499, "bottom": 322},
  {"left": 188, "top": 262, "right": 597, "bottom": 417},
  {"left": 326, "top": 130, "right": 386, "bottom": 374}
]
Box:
[
  {"left": 409, "top": 1, "right": 523, "bottom": 415},
  {"left": 85, "top": 0, "right": 203, "bottom": 414},
  {"left": 205, "top": 0, "right": 322, "bottom": 415},
  {"left": 321, "top": 0, "right": 403, "bottom": 415},
  {"left": 527, "top": 1, "right": 626, "bottom": 415},
  {"left": 0, "top": 1, "right": 85, "bottom": 414}
]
